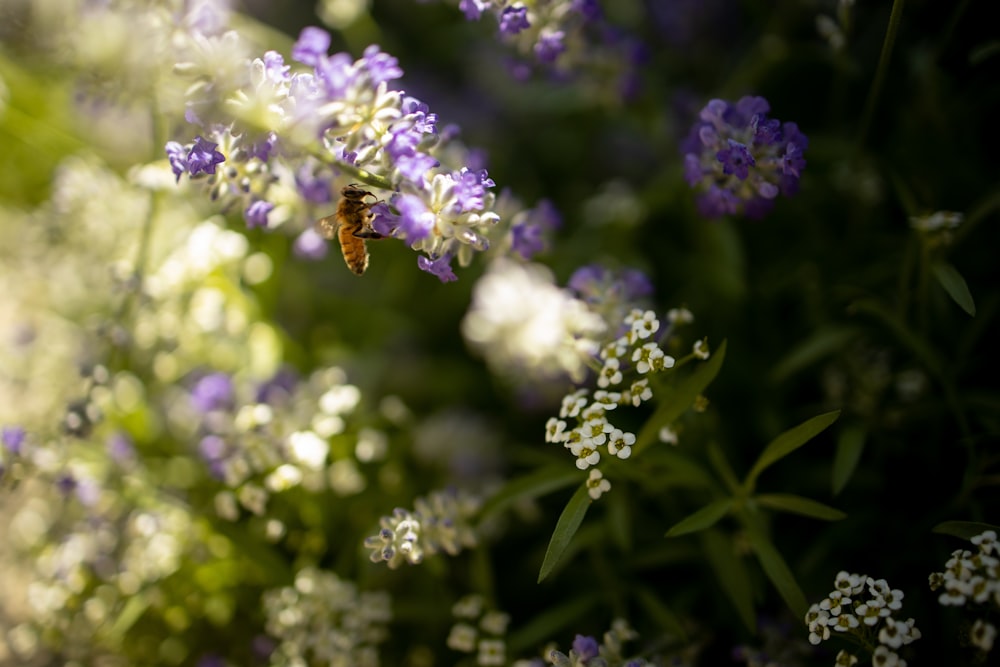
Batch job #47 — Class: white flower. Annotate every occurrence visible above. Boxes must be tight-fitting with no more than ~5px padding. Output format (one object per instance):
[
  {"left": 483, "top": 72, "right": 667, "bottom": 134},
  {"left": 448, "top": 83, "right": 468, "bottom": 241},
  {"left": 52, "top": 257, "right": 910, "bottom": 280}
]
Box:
[
  {"left": 591, "top": 390, "right": 621, "bottom": 410},
  {"left": 586, "top": 469, "right": 611, "bottom": 500},
  {"left": 834, "top": 650, "right": 859, "bottom": 666},
  {"left": 835, "top": 571, "right": 866, "bottom": 596},
  {"left": 658, "top": 425, "right": 679, "bottom": 445},
  {"left": 462, "top": 260, "right": 607, "bottom": 384},
  {"left": 632, "top": 341, "right": 666, "bottom": 374},
  {"left": 629, "top": 379, "right": 653, "bottom": 406},
  {"left": 598, "top": 357, "right": 623, "bottom": 388},
  {"left": 447, "top": 623, "right": 478, "bottom": 652},
  {"left": 971, "top": 619, "right": 996, "bottom": 652},
  {"left": 871, "top": 645, "right": 903, "bottom": 667},
  {"left": 972, "top": 530, "right": 997, "bottom": 556},
  {"left": 287, "top": 430, "right": 330, "bottom": 470},
  {"left": 580, "top": 417, "right": 612, "bottom": 446},
  {"left": 627, "top": 309, "right": 659, "bottom": 340},
  {"left": 545, "top": 417, "right": 569, "bottom": 443},
  {"left": 559, "top": 389, "right": 589, "bottom": 418},
  {"left": 478, "top": 639, "right": 506, "bottom": 666},
  {"left": 692, "top": 338, "right": 710, "bottom": 360},
  {"left": 607, "top": 429, "right": 635, "bottom": 460},
  {"left": 569, "top": 441, "right": 600, "bottom": 470}
]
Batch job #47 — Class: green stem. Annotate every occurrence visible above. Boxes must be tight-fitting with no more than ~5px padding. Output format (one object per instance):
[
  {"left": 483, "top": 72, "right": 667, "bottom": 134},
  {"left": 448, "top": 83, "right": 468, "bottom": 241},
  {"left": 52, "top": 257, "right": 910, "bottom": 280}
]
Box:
[{"left": 856, "top": 0, "right": 906, "bottom": 151}]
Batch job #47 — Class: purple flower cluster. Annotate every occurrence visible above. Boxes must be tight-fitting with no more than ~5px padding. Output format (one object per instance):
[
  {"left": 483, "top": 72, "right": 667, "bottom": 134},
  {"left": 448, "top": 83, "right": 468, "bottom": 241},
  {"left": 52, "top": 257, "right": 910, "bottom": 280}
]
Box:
[
  {"left": 446, "top": 0, "right": 644, "bottom": 97},
  {"left": 681, "top": 96, "right": 808, "bottom": 219},
  {"left": 167, "top": 26, "right": 504, "bottom": 280}
]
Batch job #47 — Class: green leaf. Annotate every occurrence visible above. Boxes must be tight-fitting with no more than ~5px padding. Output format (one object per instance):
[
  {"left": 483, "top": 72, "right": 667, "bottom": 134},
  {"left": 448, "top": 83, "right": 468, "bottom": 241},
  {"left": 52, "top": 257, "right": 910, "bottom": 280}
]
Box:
[
  {"left": 706, "top": 440, "right": 742, "bottom": 495},
  {"left": 634, "top": 340, "right": 727, "bottom": 456},
  {"left": 755, "top": 494, "right": 847, "bottom": 521},
  {"left": 744, "top": 411, "right": 841, "bottom": 493},
  {"left": 538, "top": 484, "right": 592, "bottom": 583},
  {"left": 106, "top": 594, "right": 150, "bottom": 642},
  {"left": 932, "top": 261, "right": 976, "bottom": 316},
  {"left": 932, "top": 521, "right": 1000, "bottom": 541},
  {"left": 477, "top": 466, "right": 581, "bottom": 524},
  {"left": 771, "top": 326, "right": 861, "bottom": 383},
  {"left": 634, "top": 587, "right": 689, "bottom": 643},
  {"left": 700, "top": 529, "right": 756, "bottom": 633},
  {"left": 832, "top": 424, "right": 867, "bottom": 495},
  {"left": 743, "top": 520, "right": 808, "bottom": 619},
  {"left": 665, "top": 498, "right": 733, "bottom": 537}
]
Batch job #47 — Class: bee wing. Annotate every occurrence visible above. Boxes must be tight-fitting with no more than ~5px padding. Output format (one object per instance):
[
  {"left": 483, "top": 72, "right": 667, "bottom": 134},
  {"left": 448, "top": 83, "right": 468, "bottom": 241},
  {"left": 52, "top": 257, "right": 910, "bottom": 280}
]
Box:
[{"left": 316, "top": 213, "right": 341, "bottom": 239}]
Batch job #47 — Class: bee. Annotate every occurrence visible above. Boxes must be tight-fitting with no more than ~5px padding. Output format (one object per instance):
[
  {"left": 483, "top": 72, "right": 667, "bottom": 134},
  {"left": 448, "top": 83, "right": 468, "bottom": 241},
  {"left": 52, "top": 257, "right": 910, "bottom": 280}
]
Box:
[{"left": 318, "top": 184, "right": 384, "bottom": 275}]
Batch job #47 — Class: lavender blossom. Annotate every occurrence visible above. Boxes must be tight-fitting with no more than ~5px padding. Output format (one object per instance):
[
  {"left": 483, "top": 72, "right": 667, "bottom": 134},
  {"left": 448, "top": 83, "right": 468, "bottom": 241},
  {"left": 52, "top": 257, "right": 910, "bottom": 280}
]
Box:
[
  {"left": 681, "top": 95, "right": 808, "bottom": 219},
  {"left": 168, "top": 26, "right": 507, "bottom": 280}
]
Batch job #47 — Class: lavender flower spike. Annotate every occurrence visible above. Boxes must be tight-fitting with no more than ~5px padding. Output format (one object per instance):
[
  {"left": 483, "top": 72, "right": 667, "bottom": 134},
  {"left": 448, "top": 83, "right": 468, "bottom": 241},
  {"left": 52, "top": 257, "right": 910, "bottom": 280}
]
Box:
[{"left": 681, "top": 95, "right": 808, "bottom": 219}]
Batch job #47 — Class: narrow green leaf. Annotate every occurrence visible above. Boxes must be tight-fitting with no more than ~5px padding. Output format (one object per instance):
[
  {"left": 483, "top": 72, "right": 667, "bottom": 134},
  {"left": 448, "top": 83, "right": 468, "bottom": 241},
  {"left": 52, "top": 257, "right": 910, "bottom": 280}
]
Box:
[
  {"left": 744, "top": 411, "right": 841, "bottom": 493},
  {"left": 665, "top": 498, "right": 733, "bottom": 538},
  {"left": 755, "top": 494, "right": 847, "bottom": 521},
  {"left": 706, "top": 440, "right": 742, "bottom": 495},
  {"left": 743, "top": 520, "right": 808, "bottom": 619},
  {"left": 700, "top": 529, "right": 756, "bottom": 633},
  {"left": 634, "top": 587, "right": 689, "bottom": 642},
  {"left": 932, "top": 261, "right": 976, "bottom": 316},
  {"left": 478, "top": 466, "right": 581, "bottom": 524},
  {"left": 832, "top": 424, "right": 867, "bottom": 495},
  {"left": 771, "top": 326, "right": 861, "bottom": 383},
  {"left": 106, "top": 594, "right": 150, "bottom": 641},
  {"left": 932, "top": 521, "right": 1000, "bottom": 541},
  {"left": 538, "top": 484, "right": 592, "bottom": 583},
  {"left": 634, "top": 340, "right": 727, "bottom": 456}
]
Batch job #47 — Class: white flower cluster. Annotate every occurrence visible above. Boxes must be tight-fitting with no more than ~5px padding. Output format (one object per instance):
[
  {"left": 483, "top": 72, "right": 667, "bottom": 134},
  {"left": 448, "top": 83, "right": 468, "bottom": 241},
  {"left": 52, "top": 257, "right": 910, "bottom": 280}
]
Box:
[
  {"left": 929, "top": 530, "right": 999, "bottom": 654},
  {"left": 363, "top": 488, "right": 481, "bottom": 568},
  {"left": 544, "top": 309, "right": 675, "bottom": 481},
  {"left": 446, "top": 594, "right": 511, "bottom": 667},
  {"left": 462, "top": 259, "right": 608, "bottom": 384},
  {"left": 262, "top": 566, "right": 391, "bottom": 667},
  {"left": 805, "top": 571, "right": 920, "bottom": 667}
]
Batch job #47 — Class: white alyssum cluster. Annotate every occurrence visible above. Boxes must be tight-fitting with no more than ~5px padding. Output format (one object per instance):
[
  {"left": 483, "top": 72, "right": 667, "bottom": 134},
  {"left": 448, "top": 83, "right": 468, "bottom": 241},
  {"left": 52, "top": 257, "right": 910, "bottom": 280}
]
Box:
[
  {"left": 929, "top": 529, "right": 999, "bottom": 654},
  {"left": 805, "top": 571, "right": 920, "bottom": 667},
  {"left": 262, "top": 566, "right": 391, "bottom": 667},
  {"left": 462, "top": 259, "right": 607, "bottom": 384},
  {"left": 363, "top": 488, "right": 481, "bottom": 568},
  {"left": 544, "top": 309, "right": 677, "bottom": 486}
]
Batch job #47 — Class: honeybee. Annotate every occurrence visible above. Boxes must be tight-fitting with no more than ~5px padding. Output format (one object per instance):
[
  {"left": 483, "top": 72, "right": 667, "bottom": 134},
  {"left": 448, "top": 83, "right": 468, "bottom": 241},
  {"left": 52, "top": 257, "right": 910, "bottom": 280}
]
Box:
[{"left": 318, "top": 184, "right": 384, "bottom": 275}]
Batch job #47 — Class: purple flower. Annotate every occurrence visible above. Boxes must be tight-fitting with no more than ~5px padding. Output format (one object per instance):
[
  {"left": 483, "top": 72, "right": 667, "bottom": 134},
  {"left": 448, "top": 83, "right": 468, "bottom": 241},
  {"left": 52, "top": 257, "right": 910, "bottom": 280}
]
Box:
[
  {"left": 244, "top": 199, "right": 274, "bottom": 229},
  {"left": 453, "top": 168, "right": 494, "bottom": 212},
  {"left": 199, "top": 435, "right": 228, "bottom": 479},
  {"left": 293, "top": 227, "right": 329, "bottom": 260},
  {"left": 499, "top": 6, "right": 530, "bottom": 35},
  {"left": 292, "top": 26, "right": 331, "bottom": 66},
  {"left": 459, "top": 0, "right": 489, "bottom": 20},
  {"left": 572, "top": 0, "right": 603, "bottom": 20},
  {"left": 418, "top": 254, "right": 458, "bottom": 282},
  {"left": 255, "top": 367, "right": 299, "bottom": 405},
  {"left": 186, "top": 136, "right": 226, "bottom": 177},
  {"left": 2, "top": 426, "right": 26, "bottom": 455},
  {"left": 568, "top": 264, "right": 652, "bottom": 304},
  {"left": 535, "top": 30, "right": 566, "bottom": 63},
  {"left": 261, "top": 51, "right": 290, "bottom": 83},
  {"left": 510, "top": 199, "right": 561, "bottom": 260},
  {"left": 165, "top": 141, "right": 189, "bottom": 181},
  {"left": 394, "top": 194, "right": 435, "bottom": 243},
  {"left": 315, "top": 52, "right": 356, "bottom": 100},
  {"left": 572, "top": 635, "right": 600, "bottom": 661},
  {"left": 107, "top": 432, "right": 136, "bottom": 463},
  {"left": 717, "top": 139, "right": 755, "bottom": 180},
  {"left": 247, "top": 132, "right": 277, "bottom": 162},
  {"left": 681, "top": 95, "right": 807, "bottom": 219},
  {"left": 363, "top": 44, "right": 404, "bottom": 85},
  {"left": 395, "top": 153, "right": 439, "bottom": 182},
  {"left": 191, "top": 373, "right": 234, "bottom": 412},
  {"left": 295, "top": 166, "right": 332, "bottom": 204},
  {"left": 56, "top": 472, "right": 78, "bottom": 497}
]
